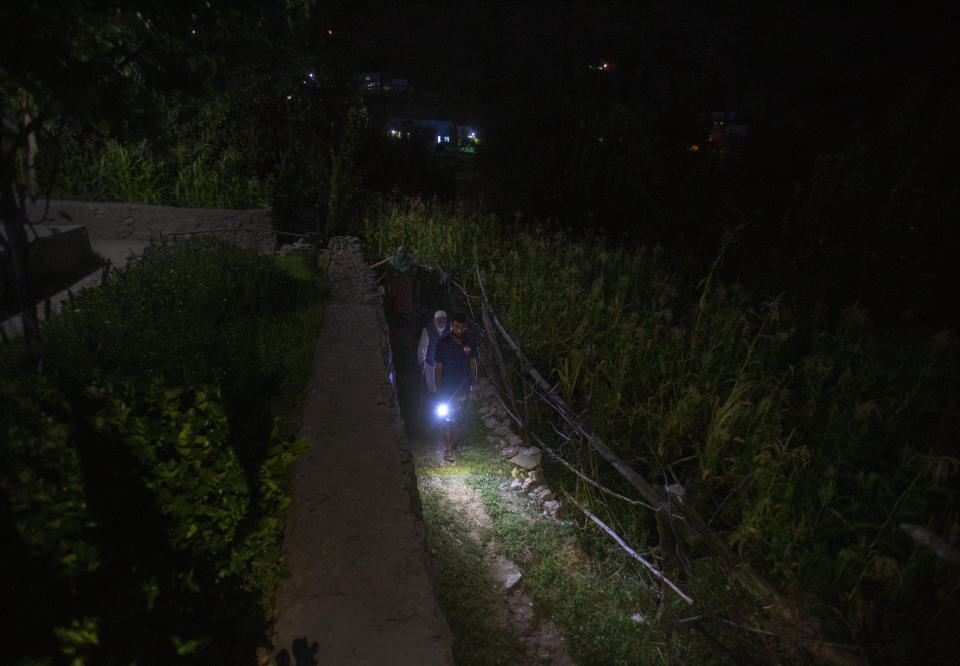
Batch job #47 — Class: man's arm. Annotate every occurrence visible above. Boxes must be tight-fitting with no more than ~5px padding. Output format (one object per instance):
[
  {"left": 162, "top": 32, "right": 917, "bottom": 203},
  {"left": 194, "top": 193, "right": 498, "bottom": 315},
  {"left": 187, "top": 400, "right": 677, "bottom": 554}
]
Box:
[
  {"left": 434, "top": 361, "right": 443, "bottom": 392},
  {"left": 417, "top": 328, "right": 429, "bottom": 366}
]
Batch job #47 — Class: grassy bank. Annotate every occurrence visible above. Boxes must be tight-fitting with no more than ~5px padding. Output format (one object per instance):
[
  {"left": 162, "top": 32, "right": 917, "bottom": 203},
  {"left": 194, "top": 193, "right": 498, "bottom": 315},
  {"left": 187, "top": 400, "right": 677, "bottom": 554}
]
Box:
[
  {"left": 51, "top": 138, "right": 271, "bottom": 209},
  {"left": 0, "top": 237, "right": 327, "bottom": 664},
  {"left": 365, "top": 198, "right": 960, "bottom": 661},
  {"left": 416, "top": 412, "right": 773, "bottom": 664}
]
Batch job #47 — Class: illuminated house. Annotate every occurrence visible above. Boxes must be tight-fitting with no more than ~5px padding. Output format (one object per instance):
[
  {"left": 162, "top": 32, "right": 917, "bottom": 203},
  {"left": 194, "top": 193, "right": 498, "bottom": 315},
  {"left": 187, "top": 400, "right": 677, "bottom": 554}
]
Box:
[
  {"left": 356, "top": 72, "right": 381, "bottom": 94},
  {"left": 707, "top": 111, "right": 748, "bottom": 151},
  {"left": 386, "top": 117, "right": 481, "bottom": 153},
  {"left": 356, "top": 72, "right": 410, "bottom": 96}
]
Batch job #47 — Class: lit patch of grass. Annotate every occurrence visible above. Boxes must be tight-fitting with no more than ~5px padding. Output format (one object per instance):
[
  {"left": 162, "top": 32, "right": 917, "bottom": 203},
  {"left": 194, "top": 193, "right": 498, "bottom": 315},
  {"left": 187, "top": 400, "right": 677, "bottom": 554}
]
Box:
[
  {"left": 464, "top": 472, "right": 677, "bottom": 665},
  {"left": 417, "top": 422, "right": 773, "bottom": 663},
  {"left": 417, "top": 479, "right": 520, "bottom": 665},
  {"left": 411, "top": 429, "right": 728, "bottom": 664}
]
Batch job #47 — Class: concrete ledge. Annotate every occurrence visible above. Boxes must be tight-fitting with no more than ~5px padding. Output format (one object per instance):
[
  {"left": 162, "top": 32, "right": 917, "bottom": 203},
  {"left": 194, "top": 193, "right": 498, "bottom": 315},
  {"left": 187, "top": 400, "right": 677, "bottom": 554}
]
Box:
[
  {"left": 25, "top": 199, "right": 274, "bottom": 251},
  {"left": 271, "top": 236, "right": 454, "bottom": 665},
  {"left": 2, "top": 200, "right": 276, "bottom": 337}
]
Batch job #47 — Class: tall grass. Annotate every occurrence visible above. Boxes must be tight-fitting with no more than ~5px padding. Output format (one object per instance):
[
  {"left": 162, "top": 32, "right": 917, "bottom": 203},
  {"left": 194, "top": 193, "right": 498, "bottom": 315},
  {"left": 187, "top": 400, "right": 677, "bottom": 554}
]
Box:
[
  {"left": 55, "top": 138, "right": 271, "bottom": 208},
  {"left": 363, "top": 197, "right": 960, "bottom": 660}
]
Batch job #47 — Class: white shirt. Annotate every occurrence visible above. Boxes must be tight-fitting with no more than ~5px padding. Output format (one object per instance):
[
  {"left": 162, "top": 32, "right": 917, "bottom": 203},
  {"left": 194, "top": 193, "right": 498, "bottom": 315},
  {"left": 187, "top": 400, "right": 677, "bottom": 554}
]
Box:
[{"left": 418, "top": 323, "right": 446, "bottom": 366}]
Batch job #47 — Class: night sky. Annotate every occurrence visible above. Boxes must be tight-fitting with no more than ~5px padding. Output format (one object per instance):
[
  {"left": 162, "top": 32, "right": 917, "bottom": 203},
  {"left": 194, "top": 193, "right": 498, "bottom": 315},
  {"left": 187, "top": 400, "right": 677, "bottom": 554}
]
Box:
[
  {"left": 315, "top": 3, "right": 960, "bottom": 323},
  {"left": 326, "top": 2, "right": 958, "bottom": 124}
]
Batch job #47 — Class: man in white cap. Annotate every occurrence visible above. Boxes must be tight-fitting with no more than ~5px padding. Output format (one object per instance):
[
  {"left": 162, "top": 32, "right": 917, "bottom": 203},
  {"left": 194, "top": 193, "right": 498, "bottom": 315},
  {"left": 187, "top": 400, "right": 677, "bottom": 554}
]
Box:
[{"left": 417, "top": 310, "right": 450, "bottom": 394}]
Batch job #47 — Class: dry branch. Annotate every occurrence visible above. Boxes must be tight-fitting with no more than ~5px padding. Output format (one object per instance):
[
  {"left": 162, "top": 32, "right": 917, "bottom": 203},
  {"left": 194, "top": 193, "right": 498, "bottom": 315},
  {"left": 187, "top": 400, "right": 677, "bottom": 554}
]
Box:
[
  {"left": 493, "top": 391, "right": 674, "bottom": 515},
  {"left": 563, "top": 491, "right": 694, "bottom": 605},
  {"left": 485, "top": 289, "right": 666, "bottom": 504},
  {"left": 476, "top": 266, "right": 517, "bottom": 407},
  {"left": 536, "top": 434, "right": 663, "bottom": 512}
]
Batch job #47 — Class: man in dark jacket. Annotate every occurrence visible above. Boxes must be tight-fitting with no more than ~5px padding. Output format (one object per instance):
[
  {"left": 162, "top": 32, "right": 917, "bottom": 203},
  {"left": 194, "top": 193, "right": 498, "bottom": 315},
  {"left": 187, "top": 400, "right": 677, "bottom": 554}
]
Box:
[{"left": 434, "top": 312, "right": 478, "bottom": 462}]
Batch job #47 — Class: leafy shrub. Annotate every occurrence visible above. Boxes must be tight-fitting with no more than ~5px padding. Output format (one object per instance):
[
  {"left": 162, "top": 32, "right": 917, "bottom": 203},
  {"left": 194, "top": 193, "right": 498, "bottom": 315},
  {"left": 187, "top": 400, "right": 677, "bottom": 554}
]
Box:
[
  {"left": 0, "top": 236, "right": 325, "bottom": 663},
  {"left": 0, "top": 376, "right": 97, "bottom": 584},
  {"left": 42, "top": 236, "right": 315, "bottom": 402},
  {"left": 1, "top": 374, "right": 309, "bottom": 663},
  {"left": 52, "top": 136, "right": 270, "bottom": 208}
]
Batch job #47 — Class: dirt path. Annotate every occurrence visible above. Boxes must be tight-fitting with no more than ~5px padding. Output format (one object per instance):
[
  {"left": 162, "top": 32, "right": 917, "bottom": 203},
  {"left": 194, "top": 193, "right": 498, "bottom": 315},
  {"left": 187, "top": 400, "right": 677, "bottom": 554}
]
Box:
[
  {"left": 421, "top": 473, "right": 576, "bottom": 666},
  {"left": 270, "top": 237, "right": 454, "bottom": 665},
  {"left": 385, "top": 304, "right": 576, "bottom": 665}
]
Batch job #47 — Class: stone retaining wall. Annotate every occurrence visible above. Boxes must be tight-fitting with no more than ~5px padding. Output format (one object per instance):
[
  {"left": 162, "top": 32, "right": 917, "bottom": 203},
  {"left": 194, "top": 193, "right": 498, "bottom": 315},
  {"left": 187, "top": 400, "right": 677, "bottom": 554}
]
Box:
[
  {"left": 271, "top": 235, "right": 453, "bottom": 664},
  {"left": 24, "top": 199, "right": 274, "bottom": 251}
]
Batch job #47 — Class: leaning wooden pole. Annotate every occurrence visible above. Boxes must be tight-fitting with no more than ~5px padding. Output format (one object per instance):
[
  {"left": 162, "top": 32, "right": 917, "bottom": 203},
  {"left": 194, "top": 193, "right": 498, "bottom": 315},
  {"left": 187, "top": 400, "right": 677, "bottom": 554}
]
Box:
[
  {"left": 564, "top": 491, "right": 694, "bottom": 604},
  {"left": 475, "top": 266, "right": 517, "bottom": 409}
]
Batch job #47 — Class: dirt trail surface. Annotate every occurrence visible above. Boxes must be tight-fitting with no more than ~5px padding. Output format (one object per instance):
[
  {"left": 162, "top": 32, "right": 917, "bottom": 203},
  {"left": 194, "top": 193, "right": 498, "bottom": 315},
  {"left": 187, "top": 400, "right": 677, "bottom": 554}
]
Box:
[{"left": 271, "top": 237, "right": 454, "bottom": 665}]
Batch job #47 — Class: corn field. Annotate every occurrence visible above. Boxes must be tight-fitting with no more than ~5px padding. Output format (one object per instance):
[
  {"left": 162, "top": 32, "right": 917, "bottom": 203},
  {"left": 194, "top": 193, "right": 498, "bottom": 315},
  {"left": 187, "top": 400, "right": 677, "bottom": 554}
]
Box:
[
  {"left": 53, "top": 138, "right": 271, "bottom": 209},
  {"left": 363, "top": 197, "right": 960, "bottom": 661}
]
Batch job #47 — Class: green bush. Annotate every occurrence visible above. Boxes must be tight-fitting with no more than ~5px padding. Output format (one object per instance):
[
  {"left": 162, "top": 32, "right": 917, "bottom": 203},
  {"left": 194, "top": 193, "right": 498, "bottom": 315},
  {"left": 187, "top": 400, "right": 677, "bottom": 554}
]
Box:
[
  {"left": 1, "top": 375, "right": 310, "bottom": 664},
  {"left": 0, "top": 237, "right": 325, "bottom": 664},
  {"left": 42, "top": 236, "right": 313, "bottom": 401},
  {"left": 1, "top": 376, "right": 96, "bottom": 584}
]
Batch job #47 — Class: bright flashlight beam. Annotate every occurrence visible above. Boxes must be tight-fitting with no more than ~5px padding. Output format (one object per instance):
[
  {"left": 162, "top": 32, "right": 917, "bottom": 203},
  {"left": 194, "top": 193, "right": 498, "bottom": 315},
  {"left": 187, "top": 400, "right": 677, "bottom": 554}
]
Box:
[{"left": 436, "top": 403, "right": 449, "bottom": 418}]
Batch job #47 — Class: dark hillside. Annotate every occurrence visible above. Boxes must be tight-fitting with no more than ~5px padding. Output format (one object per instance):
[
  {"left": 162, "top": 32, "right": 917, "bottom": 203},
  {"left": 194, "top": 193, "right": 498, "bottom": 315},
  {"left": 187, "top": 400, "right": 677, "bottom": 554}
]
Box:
[{"left": 340, "top": 2, "right": 960, "bottom": 325}]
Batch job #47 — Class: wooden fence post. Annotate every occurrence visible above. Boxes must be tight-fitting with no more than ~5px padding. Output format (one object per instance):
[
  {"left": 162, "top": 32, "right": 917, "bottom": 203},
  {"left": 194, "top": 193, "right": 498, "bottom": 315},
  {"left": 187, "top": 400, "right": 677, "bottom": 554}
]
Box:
[{"left": 475, "top": 267, "right": 517, "bottom": 410}]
